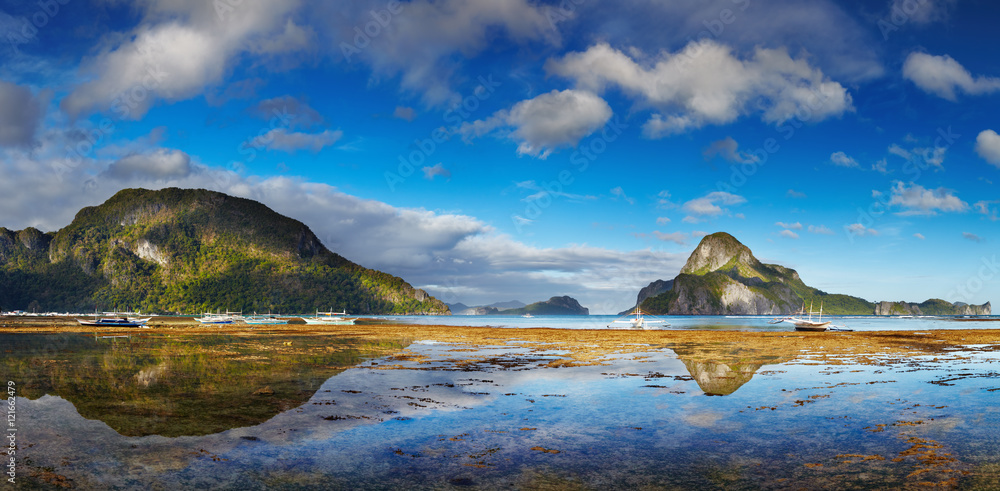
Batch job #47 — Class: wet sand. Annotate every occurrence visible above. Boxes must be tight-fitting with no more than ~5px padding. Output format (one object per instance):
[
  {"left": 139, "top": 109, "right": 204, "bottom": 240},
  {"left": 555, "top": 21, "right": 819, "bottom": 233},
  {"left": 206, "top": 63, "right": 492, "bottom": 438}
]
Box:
[{"left": 3, "top": 315, "right": 997, "bottom": 365}]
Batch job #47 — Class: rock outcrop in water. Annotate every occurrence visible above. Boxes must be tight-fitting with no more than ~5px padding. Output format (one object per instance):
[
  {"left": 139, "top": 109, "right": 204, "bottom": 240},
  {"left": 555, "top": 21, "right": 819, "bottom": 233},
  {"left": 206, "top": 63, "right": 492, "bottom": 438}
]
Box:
[
  {"left": 0, "top": 188, "right": 449, "bottom": 314},
  {"left": 873, "top": 299, "right": 991, "bottom": 316},
  {"left": 639, "top": 232, "right": 873, "bottom": 315},
  {"left": 502, "top": 296, "right": 589, "bottom": 315}
]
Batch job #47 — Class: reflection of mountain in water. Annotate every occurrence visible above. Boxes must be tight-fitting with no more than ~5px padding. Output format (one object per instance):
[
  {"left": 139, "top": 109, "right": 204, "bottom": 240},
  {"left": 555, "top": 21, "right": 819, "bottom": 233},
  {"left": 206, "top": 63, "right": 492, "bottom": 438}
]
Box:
[
  {"left": 672, "top": 345, "right": 797, "bottom": 396},
  {"left": 0, "top": 334, "right": 406, "bottom": 437},
  {"left": 680, "top": 359, "right": 763, "bottom": 396}
]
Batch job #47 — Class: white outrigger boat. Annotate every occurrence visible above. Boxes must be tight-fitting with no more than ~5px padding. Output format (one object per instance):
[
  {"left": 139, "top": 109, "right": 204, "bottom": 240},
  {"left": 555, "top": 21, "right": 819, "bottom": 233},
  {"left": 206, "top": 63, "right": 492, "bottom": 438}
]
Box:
[
  {"left": 244, "top": 313, "right": 288, "bottom": 325},
  {"left": 772, "top": 301, "right": 850, "bottom": 332},
  {"left": 302, "top": 310, "right": 357, "bottom": 325},
  {"left": 608, "top": 308, "right": 669, "bottom": 330},
  {"left": 195, "top": 311, "right": 242, "bottom": 324}
]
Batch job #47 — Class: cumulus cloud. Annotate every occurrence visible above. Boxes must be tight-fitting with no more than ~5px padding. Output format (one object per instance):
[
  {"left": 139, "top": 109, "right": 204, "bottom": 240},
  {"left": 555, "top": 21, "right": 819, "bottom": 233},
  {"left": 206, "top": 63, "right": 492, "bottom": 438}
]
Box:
[
  {"left": 846, "top": 223, "right": 878, "bottom": 237},
  {"left": 963, "top": 232, "right": 983, "bottom": 243},
  {"left": 779, "top": 230, "right": 799, "bottom": 239},
  {"left": 546, "top": 41, "right": 853, "bottom": 137},
  {"left": 422, "top": 163, "right": 451, "bottom": 180},
  {"left": 250, "top": 95, "right": 325, "bottom": 128},
  {"left": 393, "top": 106, "right": 417, "bottom": 122},
  {"left": 888, "top": 181, "right": 968, "bottom": 216},
  {"left": 102, "top": 148, "right": 193, "bottom": 181},
  {"left": 458, "top": 89, "right": 612, "bottom": 158},
  {"left": 975, "top": 130, "right": 1000, "bottom": 168},
  {"left": 913, "top": 233, "right": 925, "bottom": 240},
  {"left": 61, "top": 2, "right": 305, "bottom": 119},
  {"left": 610, "top": 186, "right": 635, "bottom": 205},
  {"left": 0, "top": 80, "right": 45, "bottom": 147},
  {"left": 703, "top": 137, "right": 758, "bottom": 164},
  {"left": 681, "top": 191, "right": 746, "bottom": 222},
  {"left": 974, "top": 201, "right": 1000, "bottom": 221},
  {"left": 322, "top": 0, "right": 554, "bottom": 106},
  {"left": 248, "top": 128, "right": 343, "bottom": 153},
  {"left": 808, "top": 225, "right": 834, "bottom": 235},
  {"left": 776, "top": 222, "right": 803, "bottom": 230},
  {"left": 903, "top": 52, "right": 1000, "bottom": 101},
  {"left": 787, "top": 189, "right": 807, "bottom": 198},
  {"left": 887, "top": 0, "right": 956, "bottom": 25},
  {"left": 830, "top": 151, "right": 859, "bottom": 168},
  {"left": 653, "top": 231, "right": 687, "bottom": 245}
]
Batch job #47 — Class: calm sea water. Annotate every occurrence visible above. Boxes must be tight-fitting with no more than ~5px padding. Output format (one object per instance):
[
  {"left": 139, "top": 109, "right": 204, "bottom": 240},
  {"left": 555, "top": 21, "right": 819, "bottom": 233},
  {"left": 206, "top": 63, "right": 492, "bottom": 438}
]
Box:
[
  {"left": 374, "top": 314, "right": 1000, "bottom": 331},
  {"left": 4, "top": 326, "right": 1000, "bottom": 489}
]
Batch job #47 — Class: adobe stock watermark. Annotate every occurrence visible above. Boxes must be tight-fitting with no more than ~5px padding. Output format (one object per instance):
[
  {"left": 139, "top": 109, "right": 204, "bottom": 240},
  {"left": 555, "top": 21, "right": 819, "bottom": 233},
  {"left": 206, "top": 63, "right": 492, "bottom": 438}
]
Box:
[
  {"left": 340, "top": 1, "right": 404, "bottom": 61},
  {"left": 877, "top": 0, "right": 931, "bottom": 40},
  {"left": 511, "top": 116, "right": 628, "bottom": 234},
  {"left": 5, "top": 0, "right": 71, "bottom": 56},
  {"left": 845, "top": 126, "right": 960, "bottom": 242},
  {"left": 384, "top": 75, "right": 501, "bottom": 191}
]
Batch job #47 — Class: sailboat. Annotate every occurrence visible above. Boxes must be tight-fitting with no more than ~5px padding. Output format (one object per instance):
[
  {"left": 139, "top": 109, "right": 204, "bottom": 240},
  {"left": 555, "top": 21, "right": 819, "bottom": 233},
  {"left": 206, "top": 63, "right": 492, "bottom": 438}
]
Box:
[
  {"left": 607, "top": 308, "right": 669, "bottom": 330},
  {"left": 782, "top": 301, "right": 831, "bottom": 331}
]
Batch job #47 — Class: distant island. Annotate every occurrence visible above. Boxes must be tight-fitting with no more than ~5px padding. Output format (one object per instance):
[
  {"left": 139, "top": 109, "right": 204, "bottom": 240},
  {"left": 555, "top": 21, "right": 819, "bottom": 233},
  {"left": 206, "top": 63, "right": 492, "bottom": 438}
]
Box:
[
  {"left": 0, "top": 188, "right": 449, "bottom": 315},
  {"left": 634, "top": 232, "right": 991, "bottom": 316},
  {"left": 449, "top": 297, "right": 589, "bottom": 315}
]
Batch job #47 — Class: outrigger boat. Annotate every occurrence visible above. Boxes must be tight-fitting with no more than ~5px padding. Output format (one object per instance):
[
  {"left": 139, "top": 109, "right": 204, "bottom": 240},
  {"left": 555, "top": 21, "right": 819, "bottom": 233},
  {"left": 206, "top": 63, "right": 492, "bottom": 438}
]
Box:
[
  {"left": 77, "top": 315, "right": 149, "bottom": 328},
  {"left": 302, "top": 310, "right": 357, "bottom": 325},
  {"left": 773, "top": 301, "right": 838, "bottom": 331},
  {"left": 244, "top": 313, "right": 288, "bottom": 325},
  {"left": 195, "top": 311, "right": 241, "bottom": 324},
  {"left": 607, "top": 308, "right": 669, "bottom": 330}
]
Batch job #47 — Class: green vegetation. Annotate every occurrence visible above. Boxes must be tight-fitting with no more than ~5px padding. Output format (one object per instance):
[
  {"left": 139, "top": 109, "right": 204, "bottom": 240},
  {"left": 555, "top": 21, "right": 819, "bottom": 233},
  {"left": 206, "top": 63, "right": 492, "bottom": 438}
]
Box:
[
  {"left": 640, "top": 232, "right": 877, "bottom": 315},
  {"left": 502, "top": 296, "right": 589, "bottom": 315},
  {"left": 0, "top": 188, "right": 449, "bottom": 314}
]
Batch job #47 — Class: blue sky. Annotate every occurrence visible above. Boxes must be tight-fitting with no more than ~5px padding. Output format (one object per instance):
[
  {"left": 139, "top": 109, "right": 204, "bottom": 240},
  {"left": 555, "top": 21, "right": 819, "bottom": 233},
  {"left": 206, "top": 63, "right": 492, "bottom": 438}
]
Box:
[{"left": 0, "top": 0, "right": 997, "bottom": 313}]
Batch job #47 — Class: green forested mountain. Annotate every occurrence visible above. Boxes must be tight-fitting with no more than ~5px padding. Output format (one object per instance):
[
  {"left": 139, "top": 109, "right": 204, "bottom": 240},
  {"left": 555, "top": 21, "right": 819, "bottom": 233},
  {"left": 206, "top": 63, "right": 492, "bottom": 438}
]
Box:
[
  {"left": 639, "top": 232, "right": 875, "bottom": 315},
  {"left": 0, "top": 188, "right": 449, "bottom": 314},
  {"left": 638, "top": 232, "right": 989, "bottom": 316}
]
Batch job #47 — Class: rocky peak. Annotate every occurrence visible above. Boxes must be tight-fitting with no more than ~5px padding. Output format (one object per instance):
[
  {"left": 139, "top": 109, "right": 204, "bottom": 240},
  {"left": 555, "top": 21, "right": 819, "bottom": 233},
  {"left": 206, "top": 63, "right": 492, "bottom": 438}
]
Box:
[{"left": 680, "top": 232, "right": 758, "bottom": 275}]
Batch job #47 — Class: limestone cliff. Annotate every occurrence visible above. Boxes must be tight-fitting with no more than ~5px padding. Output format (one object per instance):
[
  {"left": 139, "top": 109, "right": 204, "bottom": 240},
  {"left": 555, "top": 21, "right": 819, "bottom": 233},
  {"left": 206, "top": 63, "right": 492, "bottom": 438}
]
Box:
[
  {"left": 639, "top": 232, "right": 873, "bottom": 315},
  {"left": 873, "top": 299, "right": 991, "bottom": 316}
]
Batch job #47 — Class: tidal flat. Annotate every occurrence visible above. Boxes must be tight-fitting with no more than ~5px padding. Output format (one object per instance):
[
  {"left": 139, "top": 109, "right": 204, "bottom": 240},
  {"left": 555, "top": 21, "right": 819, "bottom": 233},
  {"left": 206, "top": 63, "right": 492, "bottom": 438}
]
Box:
[{"left": 2, "top": 321, "right": 1000, "bottom": 489}]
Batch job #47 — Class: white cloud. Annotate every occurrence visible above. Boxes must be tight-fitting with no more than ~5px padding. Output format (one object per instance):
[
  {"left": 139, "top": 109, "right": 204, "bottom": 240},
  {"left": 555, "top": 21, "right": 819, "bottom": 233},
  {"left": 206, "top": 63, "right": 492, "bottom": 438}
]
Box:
[
  {"left": 458, "top": 89, "right": 612, "bottom": 158},
  {"left": 323, "top": 0, "right": 554, "bottom": 106},
  {"left": 703, "top": 137, "right": 758, "bottom": 164},
  {"left": 250, "top": 95, "right": 325, "bottom": 128},
  {"left": 248, "top": 128, "right": 343, "bottom": 153},
  {"left": 913, "top": 233, "right": 925, "bottom": 240},
  {"left": 422, "top": 163, "right": 451, "bottom": 180},
  {"left": 62, "top": 2, "right": 304, "bottom": 119},
  {"left": 102, "top": 148, "right": 192, "bottom": 181},
  {"left": 779, "top": 229, "right": 799, "bottom": 239},
  {"left": 776, "top": 222, "right": 803, "bottom": 230},
  {"left": 830, "top": 151, "right": 859, "bottom": 168},
  {"left": 974, "top": 201, "right": 1000, "bottom": 221},
  {"left": 0, "top": 80, "right": 45, "bottom": 147},
  {"left": 546, "top": 40, "right": 853, "bottom": 137},
  {"left": 872, "top": 158, "right": 889, "bottom": 174},
  {"left": 888, "top": 144, "right": 911, "bottom": 159},
  {"left": 975, "top": 130, "right": 1000, "bottom": 168},
  {"left": 963, "top": 232, "right": 984, "bottom": 243},
  {"left": 653, "top": 231, "right": 687, "bottom": 245},
  {"left": 681, "top": 191, "right": 746, "bottom": 222},
  {"left": 887, "top": 0, "right": 956, "bottom": 25},
  {"left": 787, "top": 189, "right": 807, "bottom": 199},
  {"left": 808, "top": 225, "right": 834, "bottom": 235},
  {"left": 846, "top": 223, "right": 878, "bottom": 237},
  {"left": 610, "top": 186, "right": 635, "bottom": 205},
  {"left": 888, "top": 181, "right": 968, "bottom": 216},
  {"left": 655, "top": 217, "right": 671, "bottom": 225},
  {"left": 393, "top": 106, "right": 417, "bottom": 122},
  {"left": 903, "top": 52, "right": 1000, "bottom": 101}
]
